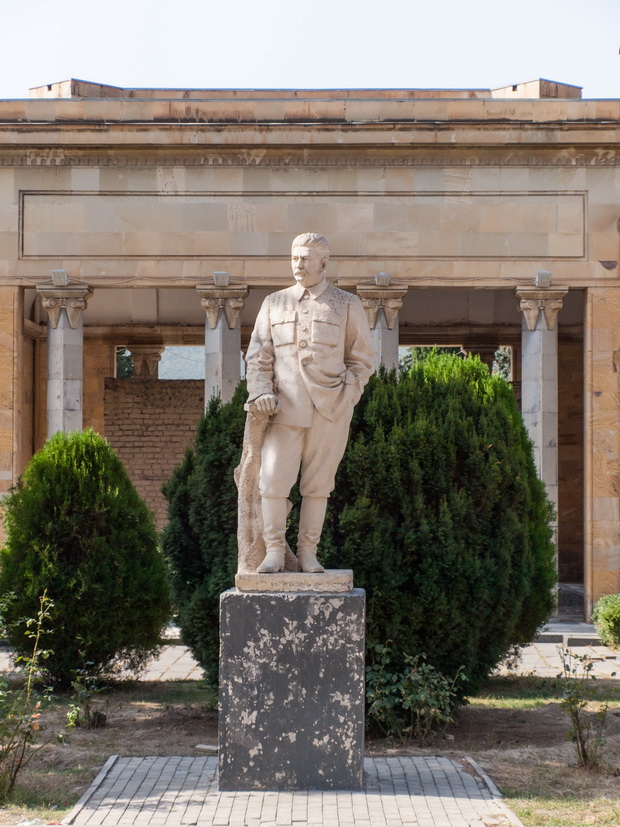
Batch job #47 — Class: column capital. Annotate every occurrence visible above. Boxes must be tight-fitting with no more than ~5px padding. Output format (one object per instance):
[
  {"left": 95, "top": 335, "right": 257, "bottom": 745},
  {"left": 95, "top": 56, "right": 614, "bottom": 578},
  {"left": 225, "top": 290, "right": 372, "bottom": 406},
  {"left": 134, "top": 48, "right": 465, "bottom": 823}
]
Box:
[
  {"left": 127, "top": 345, "right": 165, "bottom": 378},
  {"left": 355, "top": 284, "right": 408, "bottom": 330},
  {"left": 196, "top": 285, "right": 249, "bottom": 330},
  {"left": 514, "top": 286, "right": 569, "bottom": 331},
  {"left": 36, "top": 282, "right": 92, "bottom": 329}
]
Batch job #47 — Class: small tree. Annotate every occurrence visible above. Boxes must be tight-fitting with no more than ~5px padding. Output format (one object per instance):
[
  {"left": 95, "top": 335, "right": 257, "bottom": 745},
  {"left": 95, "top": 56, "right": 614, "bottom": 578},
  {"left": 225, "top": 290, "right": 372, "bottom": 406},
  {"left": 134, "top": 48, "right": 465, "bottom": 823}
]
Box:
[{"left": 0, "top": 429, "right": 171, "bottom": 688}]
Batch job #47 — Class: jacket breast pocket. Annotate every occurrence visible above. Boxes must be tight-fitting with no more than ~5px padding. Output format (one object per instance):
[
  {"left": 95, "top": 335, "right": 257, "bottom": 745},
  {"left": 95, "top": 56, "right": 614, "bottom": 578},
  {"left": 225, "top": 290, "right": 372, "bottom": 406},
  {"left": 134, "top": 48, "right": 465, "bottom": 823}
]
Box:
[
  {"left": 271, "top": 312, "right": 297, "bottom": 346},
  {"left": 312, "top": 313, "right": 341, "bottom": 347}
]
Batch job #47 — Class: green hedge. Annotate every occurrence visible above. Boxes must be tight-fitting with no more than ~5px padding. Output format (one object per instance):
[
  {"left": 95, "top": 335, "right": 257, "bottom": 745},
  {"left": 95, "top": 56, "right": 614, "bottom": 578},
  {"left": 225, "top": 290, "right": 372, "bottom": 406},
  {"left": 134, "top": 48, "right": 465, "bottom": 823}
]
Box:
[
  {"left": 163, "top": 355, "right": 556, "bottom": 694},
  {"left": 592, "top": 593, "right": 620, "bottom": 648},
  {"left": 0, "top": 429, "right": 171, "bottom": 687}
]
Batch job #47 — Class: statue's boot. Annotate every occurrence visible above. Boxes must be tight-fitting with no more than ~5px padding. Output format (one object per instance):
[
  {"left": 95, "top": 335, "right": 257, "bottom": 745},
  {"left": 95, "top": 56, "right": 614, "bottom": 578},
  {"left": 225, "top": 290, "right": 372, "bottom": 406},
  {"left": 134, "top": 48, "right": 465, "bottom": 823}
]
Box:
[
  {"left": 257, "top": 497, "right": 287, "bottom": 573},
  {"left": 296, "top": 497, "right": 327, "bottom": 573}
]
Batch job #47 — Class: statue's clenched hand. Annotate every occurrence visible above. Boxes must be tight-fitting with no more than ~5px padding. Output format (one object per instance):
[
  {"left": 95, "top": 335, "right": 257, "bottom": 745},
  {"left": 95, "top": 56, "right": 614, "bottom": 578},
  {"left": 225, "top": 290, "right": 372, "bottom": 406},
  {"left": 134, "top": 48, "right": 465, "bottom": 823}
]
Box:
[{"left": 254, "top": 393, "right": 279, "bottom": 415}]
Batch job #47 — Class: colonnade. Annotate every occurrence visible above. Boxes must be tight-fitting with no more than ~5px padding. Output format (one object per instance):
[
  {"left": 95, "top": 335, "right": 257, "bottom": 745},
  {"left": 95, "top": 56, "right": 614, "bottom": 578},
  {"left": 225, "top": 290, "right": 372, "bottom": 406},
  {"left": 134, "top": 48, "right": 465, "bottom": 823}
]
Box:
[{"left": 35, "top": 276, "right": 567, "bottom": 531}]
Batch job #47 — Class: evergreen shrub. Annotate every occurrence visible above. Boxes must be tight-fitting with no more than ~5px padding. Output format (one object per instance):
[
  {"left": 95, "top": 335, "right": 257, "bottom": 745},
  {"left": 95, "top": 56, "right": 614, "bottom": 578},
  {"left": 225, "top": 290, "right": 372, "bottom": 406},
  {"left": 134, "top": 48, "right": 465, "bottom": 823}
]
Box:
[
  {"left": 0, "top": 429, "right": 171, "bottom": 687},
  {"left": 162, "top": 385, "right": 247, "bottom": 686},
  {"left": 592, "top": 593, "right": 620, "bottom": 648},
  {"left": 163, "top": 355, "right": 555, "bottom": 694}
]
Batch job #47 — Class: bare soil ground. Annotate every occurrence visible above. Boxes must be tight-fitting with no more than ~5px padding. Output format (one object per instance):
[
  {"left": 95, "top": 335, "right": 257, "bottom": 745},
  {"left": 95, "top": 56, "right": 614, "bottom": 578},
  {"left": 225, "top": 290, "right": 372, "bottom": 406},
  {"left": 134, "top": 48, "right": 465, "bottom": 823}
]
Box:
[{"left": 1, "top": 676, "right": 619, "bottom": 826}]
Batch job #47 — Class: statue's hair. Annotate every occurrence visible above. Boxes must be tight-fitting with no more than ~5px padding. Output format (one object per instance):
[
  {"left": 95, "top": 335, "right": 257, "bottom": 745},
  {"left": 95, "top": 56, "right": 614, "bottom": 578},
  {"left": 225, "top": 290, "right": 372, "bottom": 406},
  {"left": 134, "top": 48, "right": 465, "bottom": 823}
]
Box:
[{"left": 291, "top": 232, "right": 330, "bottom": 262}]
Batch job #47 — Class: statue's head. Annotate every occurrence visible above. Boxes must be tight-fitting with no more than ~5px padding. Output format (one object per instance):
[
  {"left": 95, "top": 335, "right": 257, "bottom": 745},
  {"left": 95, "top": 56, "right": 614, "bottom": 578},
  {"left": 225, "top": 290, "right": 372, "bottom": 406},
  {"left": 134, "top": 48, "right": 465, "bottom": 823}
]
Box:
[{"left": 291, "top": 233, "right": 330, "bottom": 288}]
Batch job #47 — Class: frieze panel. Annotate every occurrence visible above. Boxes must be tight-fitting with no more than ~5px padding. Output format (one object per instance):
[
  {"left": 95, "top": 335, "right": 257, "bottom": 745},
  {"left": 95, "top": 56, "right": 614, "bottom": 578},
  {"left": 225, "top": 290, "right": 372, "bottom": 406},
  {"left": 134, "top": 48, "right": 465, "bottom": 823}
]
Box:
[
  {"left": 1, "top": 147, "right": 620, "bottom": 167},
  {"left": 20, "top": 191, "right": 586, "bottom": 261}
]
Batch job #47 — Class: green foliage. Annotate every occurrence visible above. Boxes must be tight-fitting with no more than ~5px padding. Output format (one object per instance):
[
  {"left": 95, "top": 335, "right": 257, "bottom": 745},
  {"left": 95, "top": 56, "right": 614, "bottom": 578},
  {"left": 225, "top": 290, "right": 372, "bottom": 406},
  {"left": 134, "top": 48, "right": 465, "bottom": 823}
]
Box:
[
  {"left": 163, "top": 355, "right": 555, "bottom": 695},
  {"left": 592, "top": 594, "right": 620, "bottom": 649},
  {"left": 115, "top": 346, "right": 134, "bottom": 378},
  {"left": 161, "top": 385, "right": 247, "bottom": 686},
  {"left": 366, "top": 642, "right": 465, "bottom": 743},
  {"left": 323, "top": 355, "right": 556, "bottom": 693},
  {"left": 0, "top": 593, "right": 73, "bottom": 802},
  {"left": 399, "top": 345, "right": 464, "bottom": 372},
  {"left": 69, "top": 672, "right": 108, "bottom": 729},
  {"left": 492, "top": 345, "right": 512, "bottom": 380},
  {"left": 0, "top": 430, "right": 171, "bottom": 688},
  {"left": 557, "top": 646, "right": 615, "bottom": 769}
]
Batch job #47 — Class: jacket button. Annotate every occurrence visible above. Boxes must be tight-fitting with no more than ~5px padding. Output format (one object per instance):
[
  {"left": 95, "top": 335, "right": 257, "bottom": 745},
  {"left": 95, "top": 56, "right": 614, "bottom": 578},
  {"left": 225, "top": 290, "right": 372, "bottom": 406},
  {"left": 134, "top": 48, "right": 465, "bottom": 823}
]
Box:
[
  {"left": 301, "top": 359, "right": 309, "bottom": 366},
  {"left": 300, "top": 341, "right": 307, "bottom": 348}
]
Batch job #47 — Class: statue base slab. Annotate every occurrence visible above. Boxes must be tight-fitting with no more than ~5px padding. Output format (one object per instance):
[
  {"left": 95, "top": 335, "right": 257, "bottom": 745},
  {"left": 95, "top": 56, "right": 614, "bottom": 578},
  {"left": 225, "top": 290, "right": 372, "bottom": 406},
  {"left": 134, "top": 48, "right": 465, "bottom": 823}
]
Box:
[
  {"left": 218, "top": 587, "right": 365, "bottom": 790},
  {"left": 235, "top": 569, "right": 353, "bottom": 593}
]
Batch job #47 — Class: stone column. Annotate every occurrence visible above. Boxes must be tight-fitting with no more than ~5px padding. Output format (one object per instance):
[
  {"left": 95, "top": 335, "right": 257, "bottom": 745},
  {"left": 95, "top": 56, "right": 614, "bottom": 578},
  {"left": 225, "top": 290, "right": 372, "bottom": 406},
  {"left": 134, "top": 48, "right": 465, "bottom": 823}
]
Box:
[
  {"left": 197, "top": 280, "right": 248, "bottom": 404},
  {"left": 515, "top": 286, "right": 568, "bottom": 537},
  {"left": 356, "top": 277, "right": 407, "bottom": 371},
  {"left": 36, "top": 280, "right": 92, "bottom": 437},
  {"left": 0, "top": 287, "right": 21, "bottom": 513},
  {"left": 127, "top": 345, "right": 165, "bottom": 378}
]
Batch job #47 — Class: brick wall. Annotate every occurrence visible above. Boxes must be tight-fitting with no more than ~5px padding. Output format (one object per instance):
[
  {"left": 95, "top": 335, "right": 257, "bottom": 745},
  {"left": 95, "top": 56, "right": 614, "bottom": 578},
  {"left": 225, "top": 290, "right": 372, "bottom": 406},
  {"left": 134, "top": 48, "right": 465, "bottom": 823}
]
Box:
[{"left": 104, "top": 379, "right": 204, "bottom": 528}]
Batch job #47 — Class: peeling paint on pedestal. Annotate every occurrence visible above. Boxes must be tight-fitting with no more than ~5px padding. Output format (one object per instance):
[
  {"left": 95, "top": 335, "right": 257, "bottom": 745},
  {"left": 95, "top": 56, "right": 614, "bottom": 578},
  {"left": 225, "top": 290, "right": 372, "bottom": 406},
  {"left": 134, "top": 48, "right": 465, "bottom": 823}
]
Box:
[{"left": 218, "top": 588, "right": 365, "bottom": 791}]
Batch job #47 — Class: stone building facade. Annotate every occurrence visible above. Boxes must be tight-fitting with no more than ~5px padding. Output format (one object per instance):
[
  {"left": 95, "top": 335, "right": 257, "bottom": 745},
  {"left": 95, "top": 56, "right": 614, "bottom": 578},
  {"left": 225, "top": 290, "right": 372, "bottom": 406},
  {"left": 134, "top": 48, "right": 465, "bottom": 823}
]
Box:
[{"left": 0, "top": 77, "right": 617, "bottom": 617}]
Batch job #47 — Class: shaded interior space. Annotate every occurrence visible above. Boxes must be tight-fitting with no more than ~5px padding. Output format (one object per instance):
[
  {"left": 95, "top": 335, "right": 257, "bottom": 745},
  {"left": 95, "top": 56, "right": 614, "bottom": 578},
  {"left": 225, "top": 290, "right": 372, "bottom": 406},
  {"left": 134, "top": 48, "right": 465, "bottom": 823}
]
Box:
[{"left": 557, "top": 583, "right": 585, "bottom": 622}]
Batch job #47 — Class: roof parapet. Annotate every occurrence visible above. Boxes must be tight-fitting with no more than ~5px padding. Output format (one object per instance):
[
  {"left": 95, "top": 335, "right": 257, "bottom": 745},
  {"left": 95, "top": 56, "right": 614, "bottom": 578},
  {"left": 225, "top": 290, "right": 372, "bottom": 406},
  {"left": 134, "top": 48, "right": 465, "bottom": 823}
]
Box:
[{"left": 28, "top": 77, "right": 583, "bottom": 101}]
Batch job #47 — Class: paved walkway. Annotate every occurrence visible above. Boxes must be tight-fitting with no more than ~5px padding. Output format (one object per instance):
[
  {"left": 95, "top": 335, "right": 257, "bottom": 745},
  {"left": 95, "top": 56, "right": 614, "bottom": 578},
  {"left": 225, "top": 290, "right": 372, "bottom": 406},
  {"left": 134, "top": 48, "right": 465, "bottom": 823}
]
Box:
[
  {"left": 62, "top": 755, "right": 521, "bottom": 827},
  {"left": 2, "top": 622, "right": 617, "bottom": 683},
  {"left": 136, "top": 623, "right": 619, "bottom": 682},
  {"left": 500, "top": 622, "right": 619, "bottom": 679}
]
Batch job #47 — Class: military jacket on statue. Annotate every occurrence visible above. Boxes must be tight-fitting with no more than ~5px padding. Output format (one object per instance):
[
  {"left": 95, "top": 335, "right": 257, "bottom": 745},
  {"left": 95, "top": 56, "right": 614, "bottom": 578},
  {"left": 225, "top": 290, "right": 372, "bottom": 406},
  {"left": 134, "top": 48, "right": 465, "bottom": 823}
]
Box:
[{"left": 246, "top": 279, "right": 374, "bottom": 428}]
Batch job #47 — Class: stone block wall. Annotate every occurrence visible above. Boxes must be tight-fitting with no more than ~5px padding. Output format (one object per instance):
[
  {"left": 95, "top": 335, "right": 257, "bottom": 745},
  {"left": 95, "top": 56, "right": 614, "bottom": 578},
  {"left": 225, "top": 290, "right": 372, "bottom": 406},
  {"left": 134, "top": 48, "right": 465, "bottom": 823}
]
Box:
[{"left": 104, "top": 379, "right": 204, "bottom": 527}]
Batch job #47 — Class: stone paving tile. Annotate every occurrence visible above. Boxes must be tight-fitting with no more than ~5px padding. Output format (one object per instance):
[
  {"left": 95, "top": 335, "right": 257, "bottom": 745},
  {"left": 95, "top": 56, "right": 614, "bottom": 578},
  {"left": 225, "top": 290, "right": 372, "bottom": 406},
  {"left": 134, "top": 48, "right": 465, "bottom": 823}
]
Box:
[
  {"left": 501, "top": 640, "right": 619, "bottom": 679},
  {"left": 62, "top": 755, "right": 520, "bottom": 827}
]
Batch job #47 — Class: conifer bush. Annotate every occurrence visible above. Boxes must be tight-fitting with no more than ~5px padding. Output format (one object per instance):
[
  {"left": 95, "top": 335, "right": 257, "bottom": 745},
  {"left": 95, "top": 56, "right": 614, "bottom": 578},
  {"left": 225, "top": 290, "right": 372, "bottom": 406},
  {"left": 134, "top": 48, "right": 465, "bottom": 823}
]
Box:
[
  {"left": 162, "top": 385, "right": 247, "bottom": 686},
  {"left": 0, "top": 429, "right": 171, "bottom": 688},
  {"left": 163, "top": 355, "right": 555, "bottom": 694}
]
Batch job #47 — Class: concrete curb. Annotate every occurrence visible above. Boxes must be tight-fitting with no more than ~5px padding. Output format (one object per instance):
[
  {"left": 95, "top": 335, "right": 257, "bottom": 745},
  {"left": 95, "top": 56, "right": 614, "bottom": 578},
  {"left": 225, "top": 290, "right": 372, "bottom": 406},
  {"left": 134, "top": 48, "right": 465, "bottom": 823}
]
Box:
[
  {"left": 465, "top": 756, "right": 525, "bottom": 827},
  {"left": 61, "top": 754, "right": 119, "bottom": 826}
]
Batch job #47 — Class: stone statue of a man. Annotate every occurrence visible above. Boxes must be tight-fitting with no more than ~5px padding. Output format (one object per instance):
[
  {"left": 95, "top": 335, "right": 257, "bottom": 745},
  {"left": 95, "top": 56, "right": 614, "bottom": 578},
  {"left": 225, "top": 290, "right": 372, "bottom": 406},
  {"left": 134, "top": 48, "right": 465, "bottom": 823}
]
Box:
[{"left": 245, "top": 233, "right": 374, "bottom": 573}]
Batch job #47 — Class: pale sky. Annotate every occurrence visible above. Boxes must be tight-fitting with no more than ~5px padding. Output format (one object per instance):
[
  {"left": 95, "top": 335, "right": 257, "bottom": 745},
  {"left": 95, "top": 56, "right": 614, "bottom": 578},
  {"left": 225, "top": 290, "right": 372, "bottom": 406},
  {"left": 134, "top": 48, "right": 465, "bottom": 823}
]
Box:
[{"left": 1, "top": 0, "right": 619, "bottom": 99}]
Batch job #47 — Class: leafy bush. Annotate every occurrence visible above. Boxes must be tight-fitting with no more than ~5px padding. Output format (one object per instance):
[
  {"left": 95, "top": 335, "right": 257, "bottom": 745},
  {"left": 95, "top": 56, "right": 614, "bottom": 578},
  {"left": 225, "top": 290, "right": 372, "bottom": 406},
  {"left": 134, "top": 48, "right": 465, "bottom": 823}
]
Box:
[
  {"left": 163, "top": 355, "right": 555, "bottom": 695},
  {"left": 592, "top": 594, "right": 620, "bottom": 649},
  {"left": 0, "top": 429, "right": 171, "bottom": 688},
  {"left": 366, "top": 642, "right": 465, "bottom": 743}
]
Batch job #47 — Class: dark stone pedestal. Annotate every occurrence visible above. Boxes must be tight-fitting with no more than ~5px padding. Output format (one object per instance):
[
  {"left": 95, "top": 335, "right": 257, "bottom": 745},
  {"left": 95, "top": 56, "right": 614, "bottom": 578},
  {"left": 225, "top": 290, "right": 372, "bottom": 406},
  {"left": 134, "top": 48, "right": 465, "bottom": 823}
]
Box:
[{"left": 218, "top": 588, "right": 365, "bottom": 790}]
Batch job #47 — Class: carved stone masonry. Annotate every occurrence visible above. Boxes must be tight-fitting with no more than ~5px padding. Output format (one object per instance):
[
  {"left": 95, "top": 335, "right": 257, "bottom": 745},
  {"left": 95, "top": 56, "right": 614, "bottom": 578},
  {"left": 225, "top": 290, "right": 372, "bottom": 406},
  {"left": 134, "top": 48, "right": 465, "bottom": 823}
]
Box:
[
  {"left": 356, "top": 285, "right": 407, "bottom": 330},
  {"left": 514, "top": 287, "right": 568, "bottom": 331},
  {"left": 197, "top": 285, "right": 249, "bottom": 330},
  {"left": 128, "top": 345, "right": 165, "bottom": 378},
  {"left": 36, "top": 283, "right": 93, "bottom": 329}
]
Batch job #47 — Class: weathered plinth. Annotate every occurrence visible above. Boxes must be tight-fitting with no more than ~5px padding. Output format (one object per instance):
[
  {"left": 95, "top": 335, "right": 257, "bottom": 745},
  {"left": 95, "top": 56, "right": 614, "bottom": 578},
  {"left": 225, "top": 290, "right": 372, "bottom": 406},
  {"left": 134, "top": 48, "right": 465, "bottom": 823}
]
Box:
[{"left": 218, "top": 580, "right": 365, "bottom": 791}]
